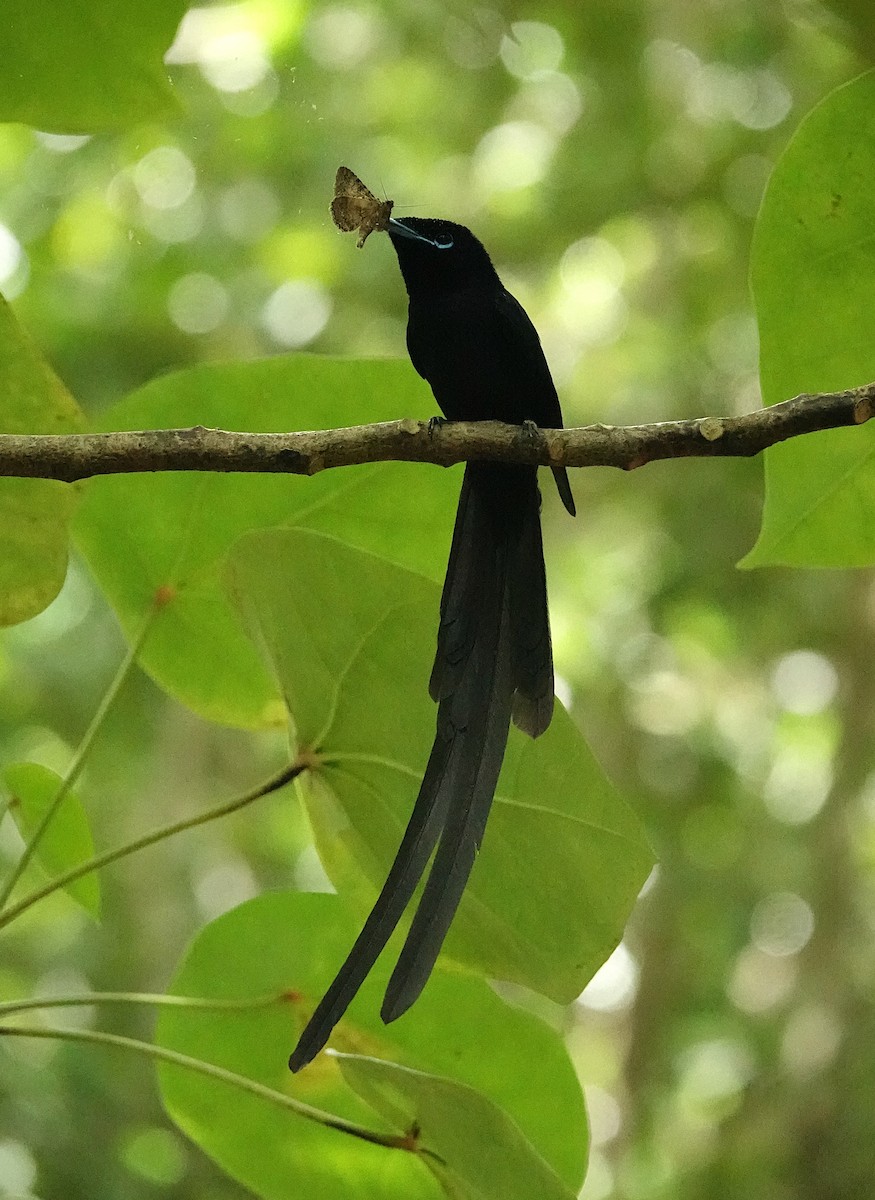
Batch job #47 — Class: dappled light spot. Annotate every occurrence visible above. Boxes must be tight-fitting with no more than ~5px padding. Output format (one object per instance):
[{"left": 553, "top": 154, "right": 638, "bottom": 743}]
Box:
[
  {"left": 168, "top": 272, "right": 230, "bottom": 335},
  {"left": 577, "top": 942, "right": 638, "bottom": 1012},
  {"left": 642, "top": 39, "right": 702, "bottom": 104},
  {"left": 294, "top": 843, "right": 336, "bottom": 894},
  {"left": 0, "top": 1141, "right": 37, "bottom": 1195},
  {"left": 133, "top": 146, "right": 196, "bottom": 211},
  {"left": 167, "top": 6, "right": 274, "bottom": 93},
  {"left": 781, "top": 1003, "right": 842, "bottom": 1076},
  {"left": 218, "top": 70, "right": 280, "bottom": 118},
  {"left": 686, "top": 64, "right": 792, "bottom": 131},
  {"left": 472, "top": 121, "right": 556, "bottom": 197},
  {"left": 262, "top": 279, "right": 331, "bottom": 347},
  {"left": 34, "top": 132, "right": 91, "bottom": 154},
  {"left": 579, "top": 1150, "right": 613, "bottom": 1200},
  {"left": 194, "top": 858, "right": 258, "bottom": 921},
  {"left": 728, "top": 945, "right": 798, "bottom": 1014},
  {"left": 554, "top": 236, "right": 627, "bottom": 347},
  {"left": 508, "top": 72, "right": 583, "bottom": 136},
  {"left": 750, "top": 891, "right": 814, "bottom": 958},
  {"left": 763, "top": 748, "right": 831, "bottom": 825},
  {"left": 584, "top": 1085, "right": 622, "bottom": 1147},
  {"left": 500, "top": 21, "right": 564, "bottom": 81},
  {"left": 770, "top": 649, "right": 838, "bottom": 715},
  {"left": 5, "top": 561, "right": 93, "bottom": 647},
  {"left": 0, "top": 223, "right": 27, "bottom": 298},
  {"left": 200, "top": 30, "right": 271, "bottom": 94},
  {"left": 304, "top": 5, "right": 385, "bottom": 70},
  {"left": 628, "top": 669, "right": 702, "bottom": 736},
  {"left": 675, "top": 1036, "right": 755, "bottom": 1116}
]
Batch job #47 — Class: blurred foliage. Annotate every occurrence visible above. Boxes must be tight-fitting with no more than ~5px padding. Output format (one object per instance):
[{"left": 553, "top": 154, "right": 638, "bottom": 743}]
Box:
[
  {"left": 2, "top": 0, "right": 189, "bottom": 133},
  {"left": 2, "top": 2, "right": 875, "bottom": 1199},
  {"left": 746, "top": 69, "right": 875, "bottom": 568},
  {"left": 0, "top": 295, "right": 82, "bottom": 625},
  {"left": 224, "top": 528, "right": 650, "bottom": 997},
  {"left": 158, "top": 891, "right": 586, "bottom": 1199},
  {"left": 3, "top": 762, "right": 100, "bottom": 917}
]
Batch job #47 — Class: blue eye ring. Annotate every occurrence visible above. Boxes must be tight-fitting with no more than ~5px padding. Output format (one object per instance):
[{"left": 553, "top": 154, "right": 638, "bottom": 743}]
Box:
[{"left": 433, "top": 234, "right": 454, "bottom": 250}]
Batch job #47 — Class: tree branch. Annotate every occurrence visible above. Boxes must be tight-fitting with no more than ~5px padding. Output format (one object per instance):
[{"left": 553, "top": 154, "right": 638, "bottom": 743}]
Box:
[{"left": 1, "top": 382, "right": 873, "bottom": 483}]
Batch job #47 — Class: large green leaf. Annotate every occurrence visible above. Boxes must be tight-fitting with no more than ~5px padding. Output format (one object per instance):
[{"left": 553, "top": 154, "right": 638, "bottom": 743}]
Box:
[
  {"left": 337, "top": 1056, "right": 577, "bottom": 1200},
  {"left": 228, "top": 528, "right": 653, "bottom": 1003},
  {"left": 2, "top": 762, "right": 100, "bottom": 918},
  {"left": 73, "top": 355, "right": 458, "bottom": 728},
  {"left": 1, "top": 1, "right": 188, "bottom": 133},
  {"left": 744, "top": 71, "right": 875, "bottom": 568},
  {"left": 0, "top": 295, "right": 83, "bottom": 626},
  {"left": 156, "top": 892, "right": 586, "bottom": 1200}
]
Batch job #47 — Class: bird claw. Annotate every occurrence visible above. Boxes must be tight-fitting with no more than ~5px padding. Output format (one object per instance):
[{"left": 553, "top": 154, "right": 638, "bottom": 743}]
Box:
[
  {"left": 520, "top": 419, "right": 541, "bottom": 441},
  {"left": 427, "top": 416, "right": 447, "bottom": 438}
]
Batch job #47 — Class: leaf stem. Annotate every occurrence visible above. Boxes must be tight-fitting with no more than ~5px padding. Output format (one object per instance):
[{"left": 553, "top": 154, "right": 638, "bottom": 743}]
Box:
[
  {"left": 0, "top": 602, "right": 157, "bottom": 912},
  {"left": 0, "top": 990, "right": 284, "bottom": 1017},
  {"left": 0, "top": 761, "right": 303, "bottom": 932},
  {"left": 0, "top": 1023, "right": 415, "bottom": 1152}
]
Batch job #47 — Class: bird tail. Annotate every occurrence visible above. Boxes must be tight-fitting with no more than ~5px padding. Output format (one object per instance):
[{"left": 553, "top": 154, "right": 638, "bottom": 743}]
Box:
[
  {"left": 383, "top": 462, "right": 553, "bottom": 1020},
  {"left": 288, "top": 732, "right": 454, "bottom": 1071},
  {"left": 289, "top": 463, "right": 553, "bottom": 1069}
]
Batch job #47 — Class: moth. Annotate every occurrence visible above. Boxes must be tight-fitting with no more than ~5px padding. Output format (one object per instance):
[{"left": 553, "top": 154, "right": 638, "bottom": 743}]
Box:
[{"left": 330, "top": 166, "right": 394, "bottom": 248}]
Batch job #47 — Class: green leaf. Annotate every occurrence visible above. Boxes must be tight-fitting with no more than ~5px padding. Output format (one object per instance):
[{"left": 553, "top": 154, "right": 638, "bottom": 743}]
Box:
[
  {"left": 2, "top": 763, "right": 100, "bottom": 918},
  {"left": 228, "top": 528, "right": 653, "bottom": 1004},
  {"left": 156, "top": 892, "right": 585, "bottom": 1200},
  {"left": 744, "top": 70, "right": 875, "bottom": 568},
  {"left": 1, "top": 1, "right": 188, "bottom": 133},
  {"left": 337, "top": 1055, "right": 577, "bottom": 1200},
  {"left": 73, "top": 355, "right": 458, "bottom": 728},
  {"left": 0, "top": 294, "right": 83, "bottom": 626}
]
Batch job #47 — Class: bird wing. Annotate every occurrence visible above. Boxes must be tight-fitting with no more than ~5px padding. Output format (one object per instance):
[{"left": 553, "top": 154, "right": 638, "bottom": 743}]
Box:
[
  {"left": 493, "top": 290, "right": 576, "bottom": 517},
  {"left": 509, "top": 481, "right": 554, "bottom": 737}
]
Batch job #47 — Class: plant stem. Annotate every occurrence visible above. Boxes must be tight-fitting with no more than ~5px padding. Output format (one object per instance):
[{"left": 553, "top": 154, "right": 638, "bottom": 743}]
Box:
[
  {"left": 0, "top": 990, "right": 285, "bottom": 1017},
  {"left": 0, "top": 1023, "right": 415, "bottom": 1152},
  {"left": 0, "top": 603, "right": 156, "bottom": 912},
  {"left": 0, "top": 761, "right": 303, "bottom": 932}
]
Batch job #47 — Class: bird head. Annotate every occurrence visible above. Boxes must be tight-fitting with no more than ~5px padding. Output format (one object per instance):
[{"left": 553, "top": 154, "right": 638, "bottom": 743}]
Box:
[{"left": 388, "top": 218, "right": 499, "bottom": 295}]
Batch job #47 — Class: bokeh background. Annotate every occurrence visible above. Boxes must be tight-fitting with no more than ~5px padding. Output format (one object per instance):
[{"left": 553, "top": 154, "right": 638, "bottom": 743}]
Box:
[{"left": 2, "top": 2, "right": 875, "bottom": 1197}]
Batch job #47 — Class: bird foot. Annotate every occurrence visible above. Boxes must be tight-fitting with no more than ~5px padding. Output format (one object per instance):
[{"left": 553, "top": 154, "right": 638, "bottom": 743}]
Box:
[{"left": 427, "top": 416, "right": 448, "bottom": 438}]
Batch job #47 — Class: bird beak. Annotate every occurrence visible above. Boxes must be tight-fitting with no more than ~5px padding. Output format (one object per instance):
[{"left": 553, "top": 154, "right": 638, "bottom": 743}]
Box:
[
  {"left": 388, "top": 218, "right": 454, "bottom": 251},
  {"left": 388, "top": 218, "right": 439, "bottom": 246}
]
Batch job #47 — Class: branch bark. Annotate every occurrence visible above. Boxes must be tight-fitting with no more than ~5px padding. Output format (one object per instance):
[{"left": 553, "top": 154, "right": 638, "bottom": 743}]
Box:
[{"left": 1, "top": 382, "right": 873, "bottom": 484}]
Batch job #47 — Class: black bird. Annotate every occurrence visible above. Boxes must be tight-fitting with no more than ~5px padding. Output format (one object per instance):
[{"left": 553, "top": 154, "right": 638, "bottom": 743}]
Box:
[{"left": 289, "top": 217, "right": 575, "bottom": 1072}]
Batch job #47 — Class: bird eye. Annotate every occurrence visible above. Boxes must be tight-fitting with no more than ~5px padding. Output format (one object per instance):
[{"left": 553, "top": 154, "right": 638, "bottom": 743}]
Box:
[{"left": 433, "top": 234, "right": 454, "bottom": 250}]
